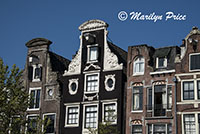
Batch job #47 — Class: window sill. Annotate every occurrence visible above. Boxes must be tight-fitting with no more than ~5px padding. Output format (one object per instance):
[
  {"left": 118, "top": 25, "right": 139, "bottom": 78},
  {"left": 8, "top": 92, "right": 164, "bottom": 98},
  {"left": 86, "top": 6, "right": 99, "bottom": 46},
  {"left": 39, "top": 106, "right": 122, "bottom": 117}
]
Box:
[
  {"left": 133, "top": 73, "right": 144, "bottom": 76},
  {"left": 65, "top": 124, "right": 79, "bottom": 127},
  {"left": 27, "top": 108, "right": 40, "bottom": 111},
  {"left": 131, "top": 110, "right": 143, "bottom": 113},
  {"left": 87, "top": 60, "right": 98, "bottom": 64},
  {"left": 32, "top": 79, "right": 41, "bottom": 82}
]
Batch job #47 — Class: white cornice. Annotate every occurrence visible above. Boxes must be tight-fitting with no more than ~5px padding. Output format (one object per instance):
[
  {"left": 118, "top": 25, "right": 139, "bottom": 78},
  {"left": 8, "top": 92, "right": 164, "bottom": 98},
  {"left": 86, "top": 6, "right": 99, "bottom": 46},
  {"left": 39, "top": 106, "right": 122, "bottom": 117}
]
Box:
[
  {"left": 79, "top": 19, "right": 108, "bottom": 31},
  {"left": 150, "top": 69, "right": 175, "bottom": 75}
]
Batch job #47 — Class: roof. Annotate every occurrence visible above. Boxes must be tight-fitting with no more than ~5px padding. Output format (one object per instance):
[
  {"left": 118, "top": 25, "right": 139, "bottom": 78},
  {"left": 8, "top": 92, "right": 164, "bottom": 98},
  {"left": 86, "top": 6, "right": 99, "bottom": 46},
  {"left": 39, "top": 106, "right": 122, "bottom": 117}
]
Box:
[
  {"left": 26, "top": 38, "right": 52, "bottom": 47},
  {"left": 49, "top": 51, "right": 71, "bottom": 74}
]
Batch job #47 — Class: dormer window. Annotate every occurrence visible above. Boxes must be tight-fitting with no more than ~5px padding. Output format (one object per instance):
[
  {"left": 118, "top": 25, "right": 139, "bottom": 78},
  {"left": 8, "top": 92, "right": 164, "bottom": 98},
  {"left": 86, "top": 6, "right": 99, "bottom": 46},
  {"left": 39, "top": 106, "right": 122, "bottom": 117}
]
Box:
[
  {"left": 156, "top": 57, "right": 167, "bottom": 68},
  {"left": 190, "top": 53, "right": 200, "bottom": 71},
  {"left": 87, "top": 44, "right": 98, "bottom": 63},
  {"left": 28, "top": 56, "right": 42, "bottom": 82},
  {"left": 133, "top": 56, "right": 144, "bottom": 75}
]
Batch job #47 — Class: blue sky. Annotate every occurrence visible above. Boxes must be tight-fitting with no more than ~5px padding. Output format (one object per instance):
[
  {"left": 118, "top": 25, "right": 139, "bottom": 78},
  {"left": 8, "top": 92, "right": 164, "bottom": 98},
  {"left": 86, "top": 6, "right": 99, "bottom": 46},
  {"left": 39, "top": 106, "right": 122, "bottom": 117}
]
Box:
[{"left": 0, "top": 0, "right": 200, "bottom": 69}]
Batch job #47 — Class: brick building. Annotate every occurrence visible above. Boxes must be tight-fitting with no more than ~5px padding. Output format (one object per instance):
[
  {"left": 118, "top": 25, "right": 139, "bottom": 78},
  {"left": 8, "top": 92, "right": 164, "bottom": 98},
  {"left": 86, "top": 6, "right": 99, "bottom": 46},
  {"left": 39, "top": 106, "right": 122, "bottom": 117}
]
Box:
[
  {"left": 175, "top": 27, "right": 200, "bottom": 134},
  {"left": 24, "top": 38, "right": 70, "bottom": 134}
]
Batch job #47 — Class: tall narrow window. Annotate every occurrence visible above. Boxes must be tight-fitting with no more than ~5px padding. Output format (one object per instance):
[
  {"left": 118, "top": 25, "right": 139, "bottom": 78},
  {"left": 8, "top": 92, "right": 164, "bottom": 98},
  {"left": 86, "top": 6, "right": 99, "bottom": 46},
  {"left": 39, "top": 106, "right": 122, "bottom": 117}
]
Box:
[
  {"left": 104, "top": 103, "right": 117, "bottom": 123},
  {"left": 29, "top": 89, "right": 40, "bottom": 109},
  {"left": 88, "top": 46, "right": 98, "bottom": 62},
  {"left": 27, "top": 116, "right": 38, "bottom": 133},
  {"left": 86, "top": 74, "right": 98, "bottom": 92},
  {"left": 132, "top": 86, "right": 143, "bottom": 111},
  {"left": 190, "top": 54, "right": 200, "bottom": 70},
  {"left": 131, "top": 125, "right": 142, "bottom": 134},
  {"left": 44, "top": 114, "right": 55, "bottom": 133},
  {"left": 133, "top": 57, "right": 144, "bottom": 75},
  {"left": 183, "top": 81, "right": 194, "bottom": 100},
  {"left": 197, "top": 81, "right": 200, "bottom": 99},
  {"left": 85, "top": 105, "right": 97, "bottom": 128},
  {"left": 147, "top": 88, "right": 152, "bottom": 110},
  {"left": 184, "top": 114, "right": 196, "bottom": 134},
  {"left": 167, "top": 86, "right": 172, "bottom": 109},
  {"left": 66, "top": 106, "right": 79, "bottom": 126}
]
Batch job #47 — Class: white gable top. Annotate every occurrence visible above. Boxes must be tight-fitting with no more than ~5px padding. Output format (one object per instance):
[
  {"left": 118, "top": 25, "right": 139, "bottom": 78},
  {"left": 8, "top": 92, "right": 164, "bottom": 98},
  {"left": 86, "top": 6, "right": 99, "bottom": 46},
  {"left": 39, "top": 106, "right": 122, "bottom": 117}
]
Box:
[{"left": 79, "top": 19, "right": 108, "bottom": 31}]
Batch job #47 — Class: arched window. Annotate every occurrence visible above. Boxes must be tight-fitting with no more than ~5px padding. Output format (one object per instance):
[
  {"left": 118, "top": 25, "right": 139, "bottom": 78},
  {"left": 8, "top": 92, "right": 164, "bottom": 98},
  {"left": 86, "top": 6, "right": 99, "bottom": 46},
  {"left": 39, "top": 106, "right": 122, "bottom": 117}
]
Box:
[{"left": 133, "top": 56, "right": 144, "bottom": 75}]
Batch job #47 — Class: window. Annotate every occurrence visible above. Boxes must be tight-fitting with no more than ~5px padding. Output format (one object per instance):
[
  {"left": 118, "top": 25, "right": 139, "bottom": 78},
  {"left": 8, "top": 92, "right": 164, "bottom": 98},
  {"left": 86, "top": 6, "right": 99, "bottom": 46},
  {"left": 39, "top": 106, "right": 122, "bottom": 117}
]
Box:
[
  {"left": 84, "top": 105, "right": 97, "bottom": 128},
  {"left": 44, "top": 114, "right": 55, "bottom": 133},
  {"left": 131, "top": 125, "right": 142, "bottom": 134},
  {"left": 154, "top": 124, "right": 166, "bottom": 134},
  {"left": 86, "top": 74, "right": 99, "bottom": 93},
  {"left": 190, "top": 54, "right": 200, "bottom": 70},
  {"left": 184, "top": 114, "right": 196, "bottom": 134},
  {"left": 66, "top": 106, "right": 79, "bottom": 126},
  {"left": 183, "top": 81, "right": 194, "bottom": 100},
  {"left": 133, "top": 57, "right": 144, "bottom": 75},
  {"left": 147, "top": 124, "right": 171, "bottom": 134},
  {"left": 87, "top": 45, "right": 98, "bottom": 62},
  {"left": 29, "top": 88, "right": 40, "bottom": 110},
  {"left": 167, "top": 86, "right": 172, "bottom": 109},
  {"left": 156, "top": 57, "right": 167, "bottom": 68},
  {"left": 147, "top": 88, "right": 152, "bottom": 110},
  {"left": 103, "top": 103, "right": 117, "bottom": 124},
  {"left": 28, "top": 64, "right": 42, "bottom": 82},
  {"left": 132, "top": 86, "right": 143, "bottom": 111},
  {"left": 27, "top": 115, "right": 38, "bottom": 133},
  {"left": 197, "top": 81, "right": 200, "bottom": 99}
]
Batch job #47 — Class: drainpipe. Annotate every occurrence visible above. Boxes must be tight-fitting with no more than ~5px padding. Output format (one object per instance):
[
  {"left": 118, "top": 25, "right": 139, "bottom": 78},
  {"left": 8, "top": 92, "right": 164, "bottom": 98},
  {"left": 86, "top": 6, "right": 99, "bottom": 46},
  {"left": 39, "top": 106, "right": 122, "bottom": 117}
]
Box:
[{"left": 173, "top": 76, "right": 177, "bottom": 134}]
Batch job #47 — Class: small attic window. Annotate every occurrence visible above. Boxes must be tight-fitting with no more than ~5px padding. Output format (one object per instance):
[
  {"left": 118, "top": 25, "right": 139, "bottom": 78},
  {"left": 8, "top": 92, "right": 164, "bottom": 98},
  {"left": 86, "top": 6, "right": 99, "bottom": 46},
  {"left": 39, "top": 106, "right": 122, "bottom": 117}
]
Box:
[{"left": 156, "top": 57, "right": 167, "bottom": 68}]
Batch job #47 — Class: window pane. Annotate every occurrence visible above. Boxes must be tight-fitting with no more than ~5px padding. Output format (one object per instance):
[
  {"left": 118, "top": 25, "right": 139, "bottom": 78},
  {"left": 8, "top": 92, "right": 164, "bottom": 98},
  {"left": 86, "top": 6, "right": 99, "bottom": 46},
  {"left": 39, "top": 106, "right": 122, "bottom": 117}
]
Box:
[
  {"left": 89, "top": 47, "right": 98, "bottom": 61},
  {"left": 45, "top": 114, "right": 55, "bottom": 133},
  {"left": 67, "top": 107, "right": 79, "bottom": 125},
  {"left": 133, "top": 57, "right": 144, "bottom": 74},
  {"left": 86, "top": 74, "right": 98, "bottom": 92},
  {"left": 132, "top": 87, "right": 143, "bottom": 110},
  {"left": 104, "top": 103, "right": 116, "bottom": 123},
  {"left": 158, "top": 58, "right": 165, "bottom": 67},
  {"left": 198, "top": 81, "right": 200, "bottom": 99},
  {"left": 85, "top": 105, "right": 97, "bottom": 128},
  {"left": 30, "top": 90, "right": 35, "bottom": 109},
  {"left": 35, "top": 90, "right": 40, "bottom": 108},
  {"left": 183, "top": 82, "right": 194, "bottom": 100},
  {"left": 132, "top": 125, "right": 142, "bottom": 134},
  {"left": 184, "top": 114, "right": 196, "bottom": 134},
  {"left": 190, "top": 54, "right": 200, "bottom": 70},
  {"left": 27, "top": 116, "right": 38, "bottom": 133}
]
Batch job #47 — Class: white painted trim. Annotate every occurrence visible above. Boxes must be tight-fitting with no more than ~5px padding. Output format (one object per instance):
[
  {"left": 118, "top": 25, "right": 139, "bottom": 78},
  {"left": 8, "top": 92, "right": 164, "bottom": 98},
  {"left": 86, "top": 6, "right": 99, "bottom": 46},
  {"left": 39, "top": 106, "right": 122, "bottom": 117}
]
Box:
[
  {"left": 27, "top": 87, "right": 41, "bottom": 111},
  {"left": 68, "top": 78, "right": 79, "bottom": 95},
  {"left": 87, "top": 44, "right": 99, "bottom": 63},
  {"left": 81, "top": 101, "right": 99, "bottom": 104},
  {"left": 133, "top": 56, "right": 145, "bottom": 76},
  {"left": 131, "top": 110, "right": 143, "bottom": 113},
  {"left": 42, "top": 113, "right": 56, "bottom": 134},
  {"left": 83, "top": 70, "right": 100, "bottom": 74},
  {"left": 189, "top": 53, "right": 200, "bottom": 72},
  {"left": 82, "top": 103, "right": 99, "bottom": 134},
  {"left": 64, "top": 102, "right": 81, "bottom": 106},
  {"left": 84, "top": 73, "right": 100, "bottom": 94},
  {"left": 104, "top": 74, "right": 115, "bottom": 91},
  {"left": 150, "top": 69, "right": 175, "bottom": 75},
  {"left": 102, "top": 101, "right": 117, "bottom": 124},
  {"left": 100, "top": 99, "right": 118, "bottom": 102},
  {"left": 181, "top": 112, "right": 200, "bottom": 134},
  {"left": 65, "top": 105, "right": 80, "bottom": 127},
  {"left": 32, "top": 64, "right": 42, "bottom": 82}
]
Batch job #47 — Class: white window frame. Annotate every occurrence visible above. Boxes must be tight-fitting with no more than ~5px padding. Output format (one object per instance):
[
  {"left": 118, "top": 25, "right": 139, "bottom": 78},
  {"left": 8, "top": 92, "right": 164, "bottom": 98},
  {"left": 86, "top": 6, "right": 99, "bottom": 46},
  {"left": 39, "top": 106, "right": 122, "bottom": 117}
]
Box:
[
  {"left": 82, "top": 103, "right": 99, "bottom": 133},
  {"left": 43, "top": 113, "right": 56, "bottom": 134},
  {"left": 65, "top": 104, "right": 80, "bottom": 127},
  {"left": 147, "top": 124, "right": 172, "bottom": 134},
  {"left": 189, "top": 53, "right": 200, "bottom": 72},
  {"left": 133, "top": 56, "right": 145, "bottom": 76},
  {"left": 102, "top": 101, "right": 117, "bottom": 124},
  {"left": 84, "top": 73, "right": 100, "bottom": 94},
  {"left": 156, "top": 57, "right": 167, "bottom": 68},
  {"left": 181, "top": 112, "right": 200, "bottom": 134},
  {"left": 87, "top": 44, "right": 98, "bottom": 63},
  {"left": 27, "top": 87, "right": 41, "bottom": 111},
  {"left": 180, "top": 79, "right": 200, "bottom": 102},
  {"left": 32, "top": 64, "right": 42, "bottom": 82},
  {"left": 131, "top": 86, "right": 143, "bottom": 112}
]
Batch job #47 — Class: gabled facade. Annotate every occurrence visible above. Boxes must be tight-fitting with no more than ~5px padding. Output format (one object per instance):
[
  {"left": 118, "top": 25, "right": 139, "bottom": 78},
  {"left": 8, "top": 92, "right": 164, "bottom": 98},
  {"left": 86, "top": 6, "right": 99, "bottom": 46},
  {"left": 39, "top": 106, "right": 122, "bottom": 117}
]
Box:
[
  {"left": 24, "top": 38, "right": 70, "bottom": 134},
  {"left": 175, "top": 27, "right": 200, "bottom": 134},
  {"left": 60, "top": 20, "right": 127, "bottom": 134},
  {"left": 126, "top": 44, "right": 180, "bottom": 134}
]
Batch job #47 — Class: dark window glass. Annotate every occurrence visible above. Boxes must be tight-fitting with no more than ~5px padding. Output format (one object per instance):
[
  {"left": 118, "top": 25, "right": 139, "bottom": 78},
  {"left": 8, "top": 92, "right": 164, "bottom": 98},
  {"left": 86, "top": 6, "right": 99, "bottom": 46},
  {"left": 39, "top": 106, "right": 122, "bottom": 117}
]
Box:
[
  {"left": 197, "top": 81, "right": 200, "bottom": 99},
  {"left": 148, "top": 88, "right": 152, "bottom": 110},
  {"left": 45, "top": 114, "right": 55, "bottom": 133},
  {"left": 190, "top": 54, "right": 200, "bottom": 70},
  {"left": 167, "top": 86, "right": 172, "bottom": 109},
  {"left": 107, "top": 78, "right": 113, "bottom": 88},
  {"left": 183, "top": 81, "right": 194, "bottom": 100},
  {"left": 132, "top": 125, "right": 142, "bottom": 134},
  {"left": 132, "top": 86, "right": 143, "bottom": 110},
  {"left": 29, "top": 89, "right": 40, "bottom": 109},
  {"left": 154, "top": 124, "right": 166, "bottom": 134},
  {"left": 71, "top": 83, "right": 77, "bottom": 91},
  {"left": 27, "top": 116, "right": 38, "bottom": 133}
]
